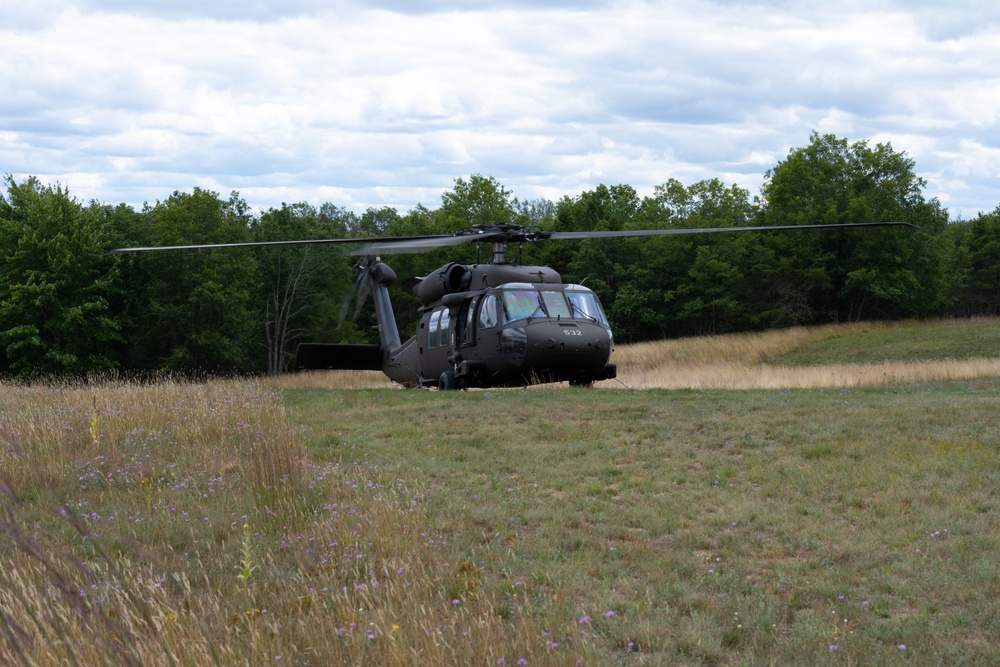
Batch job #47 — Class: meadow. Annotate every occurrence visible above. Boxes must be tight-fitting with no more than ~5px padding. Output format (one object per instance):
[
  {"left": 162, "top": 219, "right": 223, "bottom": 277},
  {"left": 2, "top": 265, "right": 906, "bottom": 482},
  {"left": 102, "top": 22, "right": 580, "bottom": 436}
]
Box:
[{"left": 2, "top": 319, "right": 1000, "bottom": 665}]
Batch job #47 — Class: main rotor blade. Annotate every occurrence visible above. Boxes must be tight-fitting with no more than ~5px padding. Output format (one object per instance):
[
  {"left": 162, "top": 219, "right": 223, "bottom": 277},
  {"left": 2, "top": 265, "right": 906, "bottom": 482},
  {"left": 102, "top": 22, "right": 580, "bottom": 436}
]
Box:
[
  {"left": 108, "top": 221, "right": 918, "bottom": 255},
  {"left": 542, "top": 221, "right": 919, "bottom": 241},
  {"left": 108, "top": 231, "right": 494, "bottom": 255}
]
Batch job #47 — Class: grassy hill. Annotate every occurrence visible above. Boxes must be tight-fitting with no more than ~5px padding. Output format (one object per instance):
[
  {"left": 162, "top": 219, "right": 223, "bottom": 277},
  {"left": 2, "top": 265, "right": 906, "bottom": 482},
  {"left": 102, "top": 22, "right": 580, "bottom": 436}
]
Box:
[
  {"left": 599, "top": 318, "right": 1000, "bottom": 390},
  {"left": 774, "top": 318, "right": 1000, "bottom": 365}
]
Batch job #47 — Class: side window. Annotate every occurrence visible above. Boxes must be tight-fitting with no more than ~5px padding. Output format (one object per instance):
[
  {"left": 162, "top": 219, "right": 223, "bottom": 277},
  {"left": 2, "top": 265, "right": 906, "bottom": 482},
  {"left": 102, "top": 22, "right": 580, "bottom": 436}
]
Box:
[
  {"left": 439, "top": 309, "right": 451, "bottom": 348},
  {"left": 428, "top": 310, "right": 441, "bottom": 348},
  {"left": 458, "top": 297, "right": 478, "bottom": 347},
  {"left": 479, "top": 294, "right": 498, "bottom": 329}
]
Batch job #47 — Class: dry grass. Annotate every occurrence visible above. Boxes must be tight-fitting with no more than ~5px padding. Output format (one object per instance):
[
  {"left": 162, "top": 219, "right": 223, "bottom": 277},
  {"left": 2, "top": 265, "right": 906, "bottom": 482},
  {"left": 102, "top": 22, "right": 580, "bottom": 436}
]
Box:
[
  {"left": 270, "top": 368, "right": 397, "bottom": 390},
  {"left": 601, "top": 320, "right": 1000, "bottom": 389},
  {"left": 4, "top": 319, "right": 999, "bottom": 665},
  {"left": 0, "top": 379, "right": 594, "bottom": 665},
  {"left": 268, "top": 320, "right": 1000, "bottom": 391}
]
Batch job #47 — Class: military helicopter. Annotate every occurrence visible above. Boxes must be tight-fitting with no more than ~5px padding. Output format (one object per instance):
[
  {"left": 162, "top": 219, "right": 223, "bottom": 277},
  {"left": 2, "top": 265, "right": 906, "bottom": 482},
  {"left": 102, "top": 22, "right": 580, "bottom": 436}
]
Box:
[{"left": 112, "top": 221, "right": 917, "bottom": 390}]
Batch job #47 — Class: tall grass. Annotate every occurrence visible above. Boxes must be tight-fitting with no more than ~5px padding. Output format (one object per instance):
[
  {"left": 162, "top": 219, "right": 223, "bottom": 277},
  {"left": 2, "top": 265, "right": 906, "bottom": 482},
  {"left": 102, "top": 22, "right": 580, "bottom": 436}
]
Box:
[
  {"left": 0, "top": 379, "right": 595, "bottom": 665},
  {"left": 272, "top": 319, "right": 1000, "bottom": 391},
  {"left": 4, "top": 319, "right": 999, "bottom": 664},
  {"left": 604, "top": 320, "right": 1000, "bottom": 389}
]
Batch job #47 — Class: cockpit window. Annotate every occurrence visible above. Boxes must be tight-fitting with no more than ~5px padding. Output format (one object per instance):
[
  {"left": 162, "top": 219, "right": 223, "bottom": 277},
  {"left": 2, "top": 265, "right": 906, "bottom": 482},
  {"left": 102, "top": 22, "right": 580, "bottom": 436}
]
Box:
[
  {"left": 541, "top": 290, "right": 572, "bottom": 319},
  {"left": 498, "top": 285, "right": 609, "bottom": 324},
  {"left": 565, "top": 288, "right": 608, "bottom": 324},
  {"left": 502, "top": 289, "right": 543, "bottom": 322}
]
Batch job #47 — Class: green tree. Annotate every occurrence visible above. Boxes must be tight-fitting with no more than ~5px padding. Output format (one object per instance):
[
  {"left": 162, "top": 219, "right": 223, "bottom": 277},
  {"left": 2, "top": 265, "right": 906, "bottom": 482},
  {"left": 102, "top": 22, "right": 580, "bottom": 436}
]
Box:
[
  {"left": 0, "top": 176, "right": 120, "bottom": 378},
  {"left": 761, "top": 132, "right": 948, "bottom": 322},
  {"left": 439, "top": 174, "right": 515, "bottom": 230},
  {"left": 357, "top": 206, "right": 400, "bottom": 238},
  {"left": 253, "top": 203, "right": 368, "bottom": 374},
  {"left": 126, "top": 189, "right": 258, "bottom": 373},
  {"left": 952, "top": 210, "right": 1000, "bottom": 315}
]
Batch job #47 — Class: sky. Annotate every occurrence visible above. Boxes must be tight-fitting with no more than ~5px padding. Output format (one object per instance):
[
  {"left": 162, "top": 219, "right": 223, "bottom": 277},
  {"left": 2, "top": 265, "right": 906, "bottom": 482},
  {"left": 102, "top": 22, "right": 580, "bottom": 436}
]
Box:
[{"left": 2, "top": 0, "right": 999, "bottom": 220}]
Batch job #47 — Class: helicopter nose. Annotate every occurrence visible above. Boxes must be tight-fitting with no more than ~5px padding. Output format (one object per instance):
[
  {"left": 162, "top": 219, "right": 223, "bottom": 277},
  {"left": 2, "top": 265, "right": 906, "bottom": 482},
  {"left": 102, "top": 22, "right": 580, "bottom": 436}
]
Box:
[{"left": 518, "top": 322, "right": 612, "bottom": 374}]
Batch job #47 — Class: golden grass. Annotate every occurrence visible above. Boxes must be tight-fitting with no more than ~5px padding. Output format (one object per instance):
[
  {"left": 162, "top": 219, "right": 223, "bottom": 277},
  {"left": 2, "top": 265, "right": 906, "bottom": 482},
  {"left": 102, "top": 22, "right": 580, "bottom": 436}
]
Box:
[
  {"left": 265, "top": 320, "right": 1000, "bottom": 391},
  {"left": 269, "top": 369, "right": 397, "bottom": 390},
  {"left": 602, "top": 321, "right": 1000, "bottom": 389}
]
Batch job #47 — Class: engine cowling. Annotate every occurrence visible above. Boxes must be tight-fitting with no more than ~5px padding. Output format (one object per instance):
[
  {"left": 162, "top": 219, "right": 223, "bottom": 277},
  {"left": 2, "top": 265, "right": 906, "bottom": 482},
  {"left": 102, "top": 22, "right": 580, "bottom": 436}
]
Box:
[{"left": 412, "top": 263, "right": 471, "bottom": 305}]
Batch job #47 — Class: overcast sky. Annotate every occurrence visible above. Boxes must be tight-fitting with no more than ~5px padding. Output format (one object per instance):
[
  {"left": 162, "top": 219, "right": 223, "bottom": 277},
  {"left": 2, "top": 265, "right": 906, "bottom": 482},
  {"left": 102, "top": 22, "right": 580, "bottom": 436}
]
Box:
[{"left": 2, "top": 0, "right": 998, "bottom": 219}]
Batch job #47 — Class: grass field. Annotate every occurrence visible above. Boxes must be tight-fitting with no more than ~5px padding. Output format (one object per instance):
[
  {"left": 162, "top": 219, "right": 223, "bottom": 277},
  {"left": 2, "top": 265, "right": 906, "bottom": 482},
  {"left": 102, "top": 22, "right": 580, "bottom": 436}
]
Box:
[{"left": 3, "top": 319, "right": 1000, "bottom": 665}]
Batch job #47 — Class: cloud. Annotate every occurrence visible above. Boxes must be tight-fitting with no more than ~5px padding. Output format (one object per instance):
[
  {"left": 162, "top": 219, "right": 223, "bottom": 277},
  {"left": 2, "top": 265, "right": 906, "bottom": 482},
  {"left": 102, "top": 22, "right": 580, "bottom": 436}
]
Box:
[{"left": 1, "top": 0, "right": 998, "bottom": 217}]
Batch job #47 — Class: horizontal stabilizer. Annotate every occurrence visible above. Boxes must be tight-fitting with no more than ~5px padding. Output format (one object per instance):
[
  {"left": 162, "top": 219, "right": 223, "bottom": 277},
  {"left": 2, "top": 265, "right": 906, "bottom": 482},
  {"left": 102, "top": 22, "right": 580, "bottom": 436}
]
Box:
[{"left": 295, "top": 343, "right": 383, "bottom": 371}]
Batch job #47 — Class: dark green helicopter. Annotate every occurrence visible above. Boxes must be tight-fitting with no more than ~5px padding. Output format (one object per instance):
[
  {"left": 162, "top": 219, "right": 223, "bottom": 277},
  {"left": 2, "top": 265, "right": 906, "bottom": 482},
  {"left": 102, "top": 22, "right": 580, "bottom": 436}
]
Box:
[{"left": 112, "top": 221, "right": 917, "bottom": 389}]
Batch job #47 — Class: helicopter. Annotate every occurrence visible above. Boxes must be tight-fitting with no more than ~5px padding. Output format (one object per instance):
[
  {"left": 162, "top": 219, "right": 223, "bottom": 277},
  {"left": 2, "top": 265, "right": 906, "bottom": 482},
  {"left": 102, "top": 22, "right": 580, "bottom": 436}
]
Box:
[{"left": 112, "top": 221, "right": 917, "bottom": 390}]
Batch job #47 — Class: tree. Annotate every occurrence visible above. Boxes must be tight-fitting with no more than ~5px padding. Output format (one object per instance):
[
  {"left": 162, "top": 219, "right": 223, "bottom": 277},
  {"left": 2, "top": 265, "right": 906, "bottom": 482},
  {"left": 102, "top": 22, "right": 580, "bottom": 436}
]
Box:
[
  {"left": 439, "top": 174, "right": 515, "bottom": 230},
  {"left": 0, "top": 176, "right": 120, "bottom": 378},
  {"left": 952, "top": 209, "right": 1000, "bottom": 315},
  {"left": 126, "top": 189, "right": 259, "bottom": 373},
  {"left": 761, "top": 132, "right": 948, "bottom": 322},
  {"left": 253, "top": 203, "right": 365, "bottom": 375}
]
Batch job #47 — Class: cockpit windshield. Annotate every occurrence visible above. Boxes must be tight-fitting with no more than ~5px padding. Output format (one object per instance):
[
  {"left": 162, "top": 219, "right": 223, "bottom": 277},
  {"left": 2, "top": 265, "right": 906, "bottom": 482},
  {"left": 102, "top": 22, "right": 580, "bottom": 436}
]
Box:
[
  {"left": 565, "top": 286, "right": 608, "bottom": 324},
  {"left": 501, "top": 288, "right": 543, "bottom": 322},
  {"left": 499, "top": 284, "right": 608, "bottom": 324}
]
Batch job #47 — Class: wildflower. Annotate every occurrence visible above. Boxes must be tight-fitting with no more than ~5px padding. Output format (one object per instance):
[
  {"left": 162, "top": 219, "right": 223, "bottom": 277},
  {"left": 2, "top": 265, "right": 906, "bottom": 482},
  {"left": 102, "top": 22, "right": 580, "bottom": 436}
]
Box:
[
  {"left": 579, "top": 616, "right": 591, "bottom": 624},
  {"left": 604, "top": 610, "right": 616, "bottom": 618},
  {"left": 862, "top": 600, "right": 869, "bottom": 607},
  {"left": 898, "top": 645, "right": 906, "bottom": 650},
  {"left": 829, "top": 645, "right": 838, "bottom": 651},
  {"left": 518, "top": 660, "right": 528, "bottom": 665}
]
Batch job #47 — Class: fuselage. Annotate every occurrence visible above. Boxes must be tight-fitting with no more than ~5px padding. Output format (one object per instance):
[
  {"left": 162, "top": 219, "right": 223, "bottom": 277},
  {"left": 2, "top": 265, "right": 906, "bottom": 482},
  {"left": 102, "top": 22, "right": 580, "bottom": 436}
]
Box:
[{"left": 381, "top": 262, "right": 617, "bottom": 388}]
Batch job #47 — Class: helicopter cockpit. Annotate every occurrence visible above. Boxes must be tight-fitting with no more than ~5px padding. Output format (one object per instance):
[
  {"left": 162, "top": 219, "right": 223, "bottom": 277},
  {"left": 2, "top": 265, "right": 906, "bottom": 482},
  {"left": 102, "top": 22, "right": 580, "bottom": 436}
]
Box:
[{"left": 489, "top": 283, "right": 610, "bottom": 326}]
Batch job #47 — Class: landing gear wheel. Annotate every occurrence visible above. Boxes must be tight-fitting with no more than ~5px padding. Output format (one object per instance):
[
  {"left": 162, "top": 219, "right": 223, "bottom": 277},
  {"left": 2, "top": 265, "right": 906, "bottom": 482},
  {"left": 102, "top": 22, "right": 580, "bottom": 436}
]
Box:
[{"left": 438, "top": 370, "right": 459, "bottom": 391}]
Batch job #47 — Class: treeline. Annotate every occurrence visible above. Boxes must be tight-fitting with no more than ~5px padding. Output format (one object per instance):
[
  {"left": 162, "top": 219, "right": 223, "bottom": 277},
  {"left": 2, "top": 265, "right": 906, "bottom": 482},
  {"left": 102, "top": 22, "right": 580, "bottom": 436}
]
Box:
[{"left": 2, "top": 132, "right": 999, "bottom": 379}]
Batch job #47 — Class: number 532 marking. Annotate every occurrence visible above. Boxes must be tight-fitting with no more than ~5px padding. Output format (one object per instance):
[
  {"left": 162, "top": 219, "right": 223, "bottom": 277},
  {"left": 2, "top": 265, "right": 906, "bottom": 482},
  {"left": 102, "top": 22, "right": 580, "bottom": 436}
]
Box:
[{"left": 563, "top": 329, "right": 583, "bottom": 336}]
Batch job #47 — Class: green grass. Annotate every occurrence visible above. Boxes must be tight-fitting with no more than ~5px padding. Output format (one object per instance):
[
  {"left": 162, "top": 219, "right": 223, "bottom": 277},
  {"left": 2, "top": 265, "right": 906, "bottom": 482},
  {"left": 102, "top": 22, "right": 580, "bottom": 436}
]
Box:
[
  {"left": 286, "top": 381, "right": 1000, "bottom": 665},
  {"left": 4, "top": 320, "right": 1000, "bottom": 665},
  {"left": 774, "top": 318, "right": 1000, "bottom": 366}
]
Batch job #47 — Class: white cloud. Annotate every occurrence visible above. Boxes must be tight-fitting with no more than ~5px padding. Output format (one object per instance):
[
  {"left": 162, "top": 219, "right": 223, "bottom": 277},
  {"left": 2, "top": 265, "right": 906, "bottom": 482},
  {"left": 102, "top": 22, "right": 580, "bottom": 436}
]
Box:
[{"left": 1, "top": 0, "right": 998, "bottom": 217}]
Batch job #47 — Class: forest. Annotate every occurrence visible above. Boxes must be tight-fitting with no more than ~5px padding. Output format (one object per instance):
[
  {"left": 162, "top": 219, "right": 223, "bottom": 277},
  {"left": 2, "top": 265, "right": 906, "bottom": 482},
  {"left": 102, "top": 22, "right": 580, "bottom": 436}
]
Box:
[{"left": 2, "top": 132, "right": 998, "bottom": 379}]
